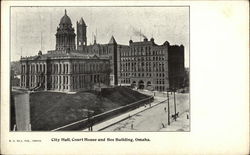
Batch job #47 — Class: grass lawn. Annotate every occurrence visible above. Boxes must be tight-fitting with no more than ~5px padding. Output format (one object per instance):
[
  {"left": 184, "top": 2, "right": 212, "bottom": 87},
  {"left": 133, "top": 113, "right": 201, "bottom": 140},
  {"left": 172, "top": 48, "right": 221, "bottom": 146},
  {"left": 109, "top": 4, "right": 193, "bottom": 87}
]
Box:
[{"left": 30, "top": 86, "right": 149, "bottom": 131}]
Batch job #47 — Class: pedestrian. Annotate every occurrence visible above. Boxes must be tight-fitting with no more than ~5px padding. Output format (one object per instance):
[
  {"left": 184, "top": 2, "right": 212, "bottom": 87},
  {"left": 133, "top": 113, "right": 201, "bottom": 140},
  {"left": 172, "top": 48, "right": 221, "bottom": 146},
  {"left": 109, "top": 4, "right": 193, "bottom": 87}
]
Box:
[
  {"left": 164, "top": 107, "right": 166, "bottom": 112},
  {"left": 131, "top": 124, "right": 133, "bottom": 129},
  {"left": 161, "top": 123, "right": 165, "bottom": 128},
  {"left": 187, "top": 114, "right": 189, "bottom": 119}
]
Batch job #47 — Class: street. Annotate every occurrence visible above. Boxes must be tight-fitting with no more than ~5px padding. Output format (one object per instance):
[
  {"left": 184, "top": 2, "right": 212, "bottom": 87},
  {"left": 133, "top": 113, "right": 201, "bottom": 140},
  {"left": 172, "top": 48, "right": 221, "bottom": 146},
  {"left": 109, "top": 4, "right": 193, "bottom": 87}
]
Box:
[{"left": 102, "top": 92, "right": 189, "bottom": 131}]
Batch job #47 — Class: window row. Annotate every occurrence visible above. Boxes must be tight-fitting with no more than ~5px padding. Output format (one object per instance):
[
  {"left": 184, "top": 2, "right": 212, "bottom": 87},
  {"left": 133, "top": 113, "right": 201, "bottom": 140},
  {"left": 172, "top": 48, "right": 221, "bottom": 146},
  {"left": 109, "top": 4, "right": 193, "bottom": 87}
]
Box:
[
  {"left": 121, "top": 78, "right": 131, "bottom": 84},
  {"left": 56, "top": 35, "right": 75, "bottom": 45},
  {"left": 23, "top": 64, "right": 46, "bottom": 74},
  {"left": 121, "top": 62, "right": 165, "bottom": 72},
  {"left": 51, "top": 63, "right": 69, "bottom": 74},
  {"left": 155, "top": 86, "right": 166, "bottom": 91},
  {"left": 156, "top": 79, "right": 166, "bottom": 85},
  {"left": 85, "top": 46, "right": 112, "bottom": 55},
  {"left": 120, "top": 72, "right": 165, "bottom": 78},
  {"left": 120, "top": 72, "right": 153, "bottom": 78},
  {"left": 121, "top": 56, "right": 165, "bottom": 61},
  {"left": 120, "top": 47, "right": 165, "bottom": 57},
  {"left": 51, "top": 62, "right": 109, "bottom": 74}
]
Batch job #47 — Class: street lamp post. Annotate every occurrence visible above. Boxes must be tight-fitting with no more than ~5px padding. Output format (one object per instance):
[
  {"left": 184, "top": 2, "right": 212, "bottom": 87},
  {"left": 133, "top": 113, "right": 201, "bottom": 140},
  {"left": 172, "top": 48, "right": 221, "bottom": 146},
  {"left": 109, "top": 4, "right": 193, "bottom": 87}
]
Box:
[
  {"left": 173, "top": 88, "right": 177, "bottom": 121},
  {"left": 87, "top": 110, "right": 91, "bottom": 131},
  {"left": 167, "top": 90, "right": 170, "bottom": 125}
]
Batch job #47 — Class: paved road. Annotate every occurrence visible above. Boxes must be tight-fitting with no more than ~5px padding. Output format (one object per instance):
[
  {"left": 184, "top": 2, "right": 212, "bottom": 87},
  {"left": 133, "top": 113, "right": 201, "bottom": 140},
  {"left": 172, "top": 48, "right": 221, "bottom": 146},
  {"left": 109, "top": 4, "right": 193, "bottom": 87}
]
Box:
[
  {"left": 102, "top": 93, "right": 189, "bottom": 131},
  {"left": 83, "top": 96, "right": 166, "bottom": 131}
]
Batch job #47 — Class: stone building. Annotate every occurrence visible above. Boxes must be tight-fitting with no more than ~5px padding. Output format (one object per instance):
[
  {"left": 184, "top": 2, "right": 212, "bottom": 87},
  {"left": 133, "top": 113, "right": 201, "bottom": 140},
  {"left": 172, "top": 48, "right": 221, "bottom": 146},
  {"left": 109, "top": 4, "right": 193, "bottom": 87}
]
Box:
[
  {"left": 20, "top": 10, "right": 110, "bottom": 92},
  {"left": 74, "top": 11, "right": 122, "bottom": 85},
  {"left": 82, "top": 36, "right": 120, "bottom": 85},
  {"left": 119, "top": 38, "right": 185, "bottom": 91},
  {"left": 20, "top": 10, "right": 185, "bottom": 92}
]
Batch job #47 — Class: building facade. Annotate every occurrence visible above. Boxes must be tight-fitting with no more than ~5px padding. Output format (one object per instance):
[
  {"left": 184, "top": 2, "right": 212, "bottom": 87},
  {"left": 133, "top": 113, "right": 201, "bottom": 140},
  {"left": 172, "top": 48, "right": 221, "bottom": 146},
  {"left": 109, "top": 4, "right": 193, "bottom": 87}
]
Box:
[
  {"left": 82, "top": 36, "right": 119, "bottom": 85},
  {"left": 119, "top": 38, "right": 185, "bottom": 91},
  {"left": 20, "top": 10, "right": 110, "bottom": 92},
  {"left": 20, "top": 10, "right": 185, "bottom": 92},
  {"left": 74, "top": 12, "right": 122, "bottom": 85}
]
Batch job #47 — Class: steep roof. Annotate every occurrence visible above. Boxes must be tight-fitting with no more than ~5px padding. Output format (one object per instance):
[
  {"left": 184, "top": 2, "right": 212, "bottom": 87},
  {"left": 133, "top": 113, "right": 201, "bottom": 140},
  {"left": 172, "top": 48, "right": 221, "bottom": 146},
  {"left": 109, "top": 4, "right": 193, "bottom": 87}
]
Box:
[
  {"left": 79, "top": 17, "right": 87, "bottom": 26},
  {"left": 108, "top": 36, "right": 117, "bottom": 44}
]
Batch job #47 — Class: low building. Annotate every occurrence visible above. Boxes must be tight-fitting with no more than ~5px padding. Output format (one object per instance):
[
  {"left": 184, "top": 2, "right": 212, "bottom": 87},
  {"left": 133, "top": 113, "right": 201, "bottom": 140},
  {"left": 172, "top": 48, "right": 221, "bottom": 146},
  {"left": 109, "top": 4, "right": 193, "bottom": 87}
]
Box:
[{"left": 20, "top": 52, "right": 110, "bottom": 92}]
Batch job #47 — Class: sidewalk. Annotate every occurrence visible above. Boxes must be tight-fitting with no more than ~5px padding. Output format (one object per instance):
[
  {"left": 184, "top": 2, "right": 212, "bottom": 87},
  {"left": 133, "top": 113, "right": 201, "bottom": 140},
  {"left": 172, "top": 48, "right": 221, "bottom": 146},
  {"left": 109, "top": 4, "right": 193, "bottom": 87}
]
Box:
[
  {"left": 83, "top": 96, "right": 167, "bottom": 131},
  {"left": 160, "top": 111, "right": 190, "bottom": 131}
]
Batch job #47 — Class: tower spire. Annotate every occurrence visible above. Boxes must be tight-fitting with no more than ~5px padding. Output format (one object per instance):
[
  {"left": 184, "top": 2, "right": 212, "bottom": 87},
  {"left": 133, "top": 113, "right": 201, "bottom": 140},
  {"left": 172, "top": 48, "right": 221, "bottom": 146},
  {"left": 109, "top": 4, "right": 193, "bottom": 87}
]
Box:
[
  {"left": 140, "top": 29, "right": 141, "bottom": 41},
  {"left": 94, "top": 35, "right": 96, "bottom": 44},
  {"left": 41, "top": 31, "right": 43, "bottom": 50},
  {"left": 76, "top": 17, "right": 87, "bottom": 50},
  {"left": 96, "top": 28, "right": 97, "bottom": 43},
  {"left": 21, "top": 47, "right": 22, "bottom": 58},
  {"left": 65, "top": 9, "right": 67, "bottom": 15}
]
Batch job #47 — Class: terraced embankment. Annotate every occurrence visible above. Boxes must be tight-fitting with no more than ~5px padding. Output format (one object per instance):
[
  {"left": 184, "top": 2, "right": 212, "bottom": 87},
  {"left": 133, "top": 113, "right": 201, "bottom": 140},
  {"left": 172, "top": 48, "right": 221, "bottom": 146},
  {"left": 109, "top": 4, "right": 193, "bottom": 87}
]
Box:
[{"left": 29, "top": 86, "right": 149, "bottom": 131}]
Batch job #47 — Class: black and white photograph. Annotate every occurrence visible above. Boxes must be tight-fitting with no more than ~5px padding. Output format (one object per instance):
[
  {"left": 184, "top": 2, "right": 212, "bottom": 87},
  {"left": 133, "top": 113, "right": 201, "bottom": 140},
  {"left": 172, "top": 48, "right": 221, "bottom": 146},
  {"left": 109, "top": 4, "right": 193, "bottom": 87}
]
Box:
[
  {"left": 1, "top": 1, "right": 249, "bottom": 155},
  {"left": 10, "top": 6, "right": 190, "bottom": 132}
]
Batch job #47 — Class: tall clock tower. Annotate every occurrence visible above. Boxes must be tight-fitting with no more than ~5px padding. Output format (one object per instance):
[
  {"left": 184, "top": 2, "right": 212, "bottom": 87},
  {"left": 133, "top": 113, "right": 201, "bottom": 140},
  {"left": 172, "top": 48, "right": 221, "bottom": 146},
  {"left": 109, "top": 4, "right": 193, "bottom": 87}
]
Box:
[{"left": 76, "top": 17, "right": 87, "bottom": 50}]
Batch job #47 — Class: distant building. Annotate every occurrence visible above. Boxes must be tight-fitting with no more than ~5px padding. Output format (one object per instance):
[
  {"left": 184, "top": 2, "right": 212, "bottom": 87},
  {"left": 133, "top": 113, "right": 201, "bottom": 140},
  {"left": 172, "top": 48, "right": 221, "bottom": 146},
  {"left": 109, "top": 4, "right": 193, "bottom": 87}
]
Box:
[
  {"left": 11, "top": 69, "right": 20, "bottom": 87},
  {"left": 20, "top": 10, "right": 110, "bottom": 92},
  {"left": 119, "top": 38, "right": 185, "bottom": 91}
]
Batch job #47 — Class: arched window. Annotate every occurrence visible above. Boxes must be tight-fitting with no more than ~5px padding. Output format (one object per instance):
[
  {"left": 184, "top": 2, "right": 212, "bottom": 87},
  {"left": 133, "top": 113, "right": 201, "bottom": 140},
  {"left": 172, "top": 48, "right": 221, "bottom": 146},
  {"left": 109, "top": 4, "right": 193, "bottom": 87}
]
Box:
[
  {"left": 74, "top": 64, "right": 76, "bottom": 73},
  {"left": 80, "top": 63, "right": 83, "bottom": 73},
  {"left": 63, "top": 64, "right": 65, "bottom": 74},
  {"left": 59, "top": 64, "right": 62, "bottom": 74},
  {"left": 78, "top": 63, "right": 80, "bottom": 73},
  {"left": 55, "top": 64, "right": 58, "bottom": 73},
  {"left": 147, "top": 81, "right": 151, "bottom": 87},
  {"left": 79, "top": 64, "right": 81, "bottom": 73},
  {"left": 43, "top": 64, "right": 45, "bottom": 72},
  {"left": 66, "top": 64, "right": 68, "bottom": 73}
]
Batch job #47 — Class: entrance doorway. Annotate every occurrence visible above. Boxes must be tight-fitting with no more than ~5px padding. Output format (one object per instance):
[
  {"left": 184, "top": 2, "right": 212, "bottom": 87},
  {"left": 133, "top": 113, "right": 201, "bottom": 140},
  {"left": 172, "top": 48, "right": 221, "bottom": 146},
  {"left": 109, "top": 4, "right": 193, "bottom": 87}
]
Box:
[
  {"left": 131, "top": 81, "right": 136, "bottom": 88},
  {"left": 138, "top": 80, "right": 144, "bottom": 89}
]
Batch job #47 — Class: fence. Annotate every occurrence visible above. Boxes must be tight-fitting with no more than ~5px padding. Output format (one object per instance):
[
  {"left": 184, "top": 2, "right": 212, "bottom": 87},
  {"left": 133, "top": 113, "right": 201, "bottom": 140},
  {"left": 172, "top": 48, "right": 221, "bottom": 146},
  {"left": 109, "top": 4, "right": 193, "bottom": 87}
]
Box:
[{"left": 51, "top": 96, "right": 154, "bottom": 131}]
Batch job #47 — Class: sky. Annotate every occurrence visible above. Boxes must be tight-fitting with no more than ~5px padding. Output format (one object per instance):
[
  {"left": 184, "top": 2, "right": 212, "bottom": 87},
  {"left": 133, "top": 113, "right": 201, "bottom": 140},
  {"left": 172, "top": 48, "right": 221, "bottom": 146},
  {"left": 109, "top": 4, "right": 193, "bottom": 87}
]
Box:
[{"left": 11, "top": 7, "right": 189, "bottom": 67}]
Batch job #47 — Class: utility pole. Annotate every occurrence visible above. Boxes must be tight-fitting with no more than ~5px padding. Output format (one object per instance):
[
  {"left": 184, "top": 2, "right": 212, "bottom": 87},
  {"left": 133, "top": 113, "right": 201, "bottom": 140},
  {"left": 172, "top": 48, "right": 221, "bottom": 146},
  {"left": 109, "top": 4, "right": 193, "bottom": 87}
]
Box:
[
  {"left": 87, "top": 109, "right": 91, "bottom": 131},
  {"left": 174, "top": 88, "right": 177, "bottom": 121},
  {"left": 167, "top": 90, "right": 170, "bottom": 125}
]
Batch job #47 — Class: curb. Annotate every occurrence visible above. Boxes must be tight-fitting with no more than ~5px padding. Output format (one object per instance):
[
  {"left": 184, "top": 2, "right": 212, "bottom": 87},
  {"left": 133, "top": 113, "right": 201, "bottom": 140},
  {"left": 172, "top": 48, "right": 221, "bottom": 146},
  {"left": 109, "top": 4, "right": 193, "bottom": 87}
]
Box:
[{"left": 97, "top": 98, "right": 167, "bottom": 131}]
